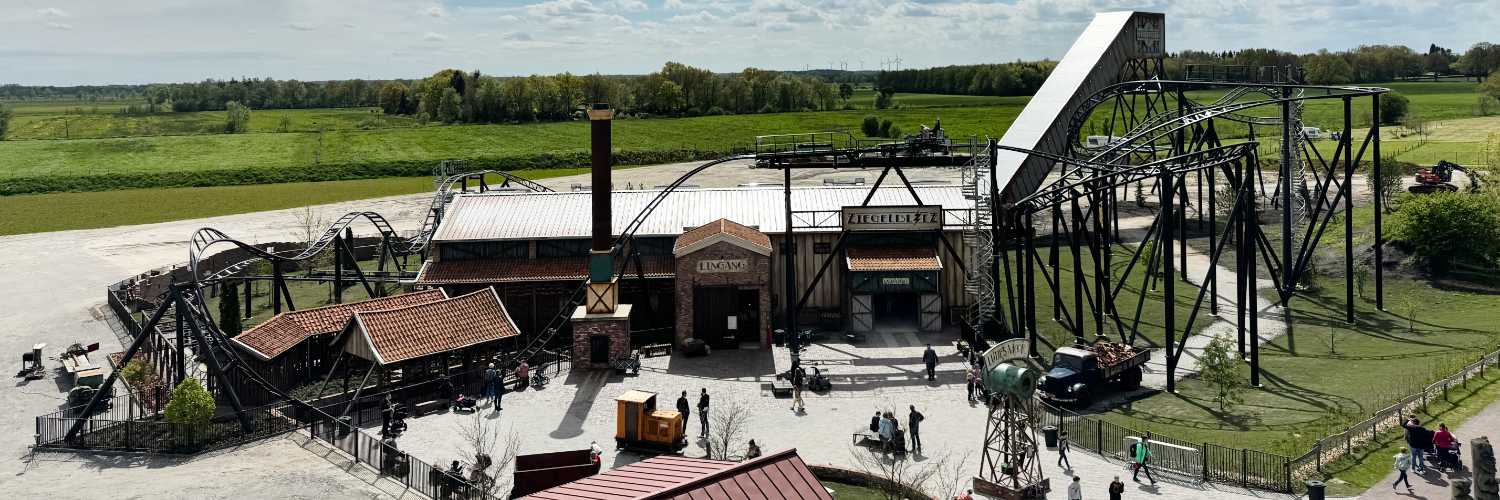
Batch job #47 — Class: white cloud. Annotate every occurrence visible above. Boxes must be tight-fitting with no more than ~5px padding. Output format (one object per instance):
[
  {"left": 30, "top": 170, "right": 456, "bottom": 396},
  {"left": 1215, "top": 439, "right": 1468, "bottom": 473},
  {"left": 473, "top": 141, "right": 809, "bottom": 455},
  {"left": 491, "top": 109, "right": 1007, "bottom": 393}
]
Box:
[
  {"left": 608, "top": 0, "right": 648, "bottom": 11},
  {"left": 426, "top": 6, "right": 445, "bottom": 17},
  {"left": 503, "top": 32, "right": 534, "bottom": 41},
  {"left": 423, "top": 32, "right": 448, "bottom": 41},
  {"left": 526, "top": 0, "right": 601, "bottom": 17},
  {"left": 45, "top": 21, "right": 72, "bottom": 30},
  {"left": 287, "top": 22, "right": 317, "bottom": 31},
  {"left": 664, "top": 0, "right": 687, "bottom": 9},
  {"left": 37, "top": 7, "right": 69, "bottom": 18},
  {"left": 497, "top": 14, "right": 520, "bottom": 22},
  {"left": 342, "top": 22, "right": 357, "bottom": 28}
]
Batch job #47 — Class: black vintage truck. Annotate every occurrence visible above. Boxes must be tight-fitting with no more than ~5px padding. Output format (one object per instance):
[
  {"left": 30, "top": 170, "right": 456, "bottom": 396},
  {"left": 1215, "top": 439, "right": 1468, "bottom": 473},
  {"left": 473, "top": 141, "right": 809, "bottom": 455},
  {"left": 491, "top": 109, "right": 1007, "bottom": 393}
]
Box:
[{"left": 1037, "top": 340, "right": 1149, "bottom": 407}]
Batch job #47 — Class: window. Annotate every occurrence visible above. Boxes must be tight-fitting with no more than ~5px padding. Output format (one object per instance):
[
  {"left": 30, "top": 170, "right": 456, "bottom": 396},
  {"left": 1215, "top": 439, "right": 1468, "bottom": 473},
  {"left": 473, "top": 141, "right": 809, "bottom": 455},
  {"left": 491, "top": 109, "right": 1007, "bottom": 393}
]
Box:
[
  {"left": 538, "top": 239, "right": 592, "bottom": 258},
  {"left": 439, "top": 241, "right": 527, "bottom": 261},
  {"left": 814, "top": 242, "right": 833, "bottom": 254}
]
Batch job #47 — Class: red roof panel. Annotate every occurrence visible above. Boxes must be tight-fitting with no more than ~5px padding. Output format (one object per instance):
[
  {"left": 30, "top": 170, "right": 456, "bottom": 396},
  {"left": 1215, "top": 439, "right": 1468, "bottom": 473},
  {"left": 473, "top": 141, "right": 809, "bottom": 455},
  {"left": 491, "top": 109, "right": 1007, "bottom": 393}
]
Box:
[
  {"left": 230, "top": 289, "right": 447, "bottom": 360},
  {"left": 523, "top": 449, "right": 830, "bottom": 500}
]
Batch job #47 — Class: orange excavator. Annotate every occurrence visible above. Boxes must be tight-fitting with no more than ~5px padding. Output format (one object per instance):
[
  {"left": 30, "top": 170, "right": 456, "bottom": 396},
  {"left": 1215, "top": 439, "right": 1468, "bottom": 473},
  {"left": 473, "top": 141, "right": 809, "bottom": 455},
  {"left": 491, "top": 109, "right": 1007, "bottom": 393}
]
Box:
[{"left": 1410, "top": 160, "right": 1481, "bottom": 194}]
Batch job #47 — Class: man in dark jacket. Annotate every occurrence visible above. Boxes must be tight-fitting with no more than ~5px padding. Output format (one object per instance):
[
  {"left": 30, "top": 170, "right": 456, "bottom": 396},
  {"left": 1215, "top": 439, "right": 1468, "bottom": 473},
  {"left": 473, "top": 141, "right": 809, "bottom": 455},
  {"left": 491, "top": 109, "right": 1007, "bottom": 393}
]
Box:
[
  {"left": 697, "top": 388, "right": 710, "bottom": 438},
  {"left": 676, "top": 391, "right": 690, "bottom": 434},
  {"left": 1401, "top": 416, "right": 1431, "bottom": 473},
  {"left": 922, "top": 344, "right": 938, "bottom": 381},
  {"left": 907, "top": 405, "right": 925, "bottom": 454},
  {"left": 869, "top": 412, "right": 881, "bottom": 433}
]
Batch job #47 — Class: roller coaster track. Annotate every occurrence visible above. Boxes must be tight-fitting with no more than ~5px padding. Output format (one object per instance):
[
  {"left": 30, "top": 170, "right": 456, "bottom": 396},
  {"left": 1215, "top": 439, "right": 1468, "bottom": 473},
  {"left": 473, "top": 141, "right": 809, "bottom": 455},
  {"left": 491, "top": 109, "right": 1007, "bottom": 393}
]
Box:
[{"left": 187, "top": 169, "right": 553, "bottom": 286}]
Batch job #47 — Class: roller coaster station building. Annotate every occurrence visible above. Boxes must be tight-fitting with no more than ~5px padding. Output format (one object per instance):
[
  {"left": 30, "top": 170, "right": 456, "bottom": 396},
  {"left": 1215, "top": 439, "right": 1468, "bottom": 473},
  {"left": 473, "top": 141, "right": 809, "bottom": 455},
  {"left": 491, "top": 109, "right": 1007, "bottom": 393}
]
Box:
[{"left": 411, "top": 184, "right": 977, "bottom": 353}]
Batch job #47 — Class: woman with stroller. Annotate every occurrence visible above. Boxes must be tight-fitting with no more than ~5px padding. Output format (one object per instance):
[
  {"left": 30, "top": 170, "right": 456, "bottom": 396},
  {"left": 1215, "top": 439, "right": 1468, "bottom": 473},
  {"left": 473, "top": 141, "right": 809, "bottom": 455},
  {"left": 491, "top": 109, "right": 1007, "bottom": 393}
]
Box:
[{"left": 1432, "top": 423, "right": 1461, "bottom": 471}]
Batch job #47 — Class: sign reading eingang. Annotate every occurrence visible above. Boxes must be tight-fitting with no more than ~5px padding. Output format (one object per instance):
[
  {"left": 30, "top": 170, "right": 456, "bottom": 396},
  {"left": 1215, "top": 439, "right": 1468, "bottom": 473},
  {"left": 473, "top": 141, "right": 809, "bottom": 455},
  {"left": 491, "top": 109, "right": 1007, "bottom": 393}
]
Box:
[{"left": 841, "top": 205, "right": 942, "bottom": 231}]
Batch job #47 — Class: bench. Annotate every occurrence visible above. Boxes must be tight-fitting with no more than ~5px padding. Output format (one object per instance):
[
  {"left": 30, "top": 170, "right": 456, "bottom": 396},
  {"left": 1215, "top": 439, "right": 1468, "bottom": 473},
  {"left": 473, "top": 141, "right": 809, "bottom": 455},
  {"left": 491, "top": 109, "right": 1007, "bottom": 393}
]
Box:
[
  {"left": 770, "top": 378, "right": 793, "bottom": 397},
  {"left": 852, "top": 429, "right": 907, "bottom": 455},
  {"left": 411, "top": 399, "right": 449, "bottom": 417},
  {"left": 640, "top": 343, "right": 671, "bottom": 358}
]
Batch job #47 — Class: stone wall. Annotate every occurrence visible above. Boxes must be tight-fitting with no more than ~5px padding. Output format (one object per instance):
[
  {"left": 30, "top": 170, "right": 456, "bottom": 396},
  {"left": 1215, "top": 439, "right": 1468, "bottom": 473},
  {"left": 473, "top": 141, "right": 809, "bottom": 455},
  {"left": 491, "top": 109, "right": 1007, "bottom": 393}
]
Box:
[
  {"left": 674, "top": 241, "right": 771, "bottom": 348},
  {"left": 572, "top": 306, "right": 631, "bottom": 370}
]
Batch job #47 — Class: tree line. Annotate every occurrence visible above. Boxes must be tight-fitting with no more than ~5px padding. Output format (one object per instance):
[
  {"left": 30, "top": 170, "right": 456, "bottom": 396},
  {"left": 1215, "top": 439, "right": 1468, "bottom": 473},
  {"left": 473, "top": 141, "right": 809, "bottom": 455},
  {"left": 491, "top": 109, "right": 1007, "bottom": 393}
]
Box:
[
  {"left": 873, "top": 61, "right": 1058, "bottom": 97},
  {"left": 1171, "top": 42, "right": 1500, "bottom": 85},
  {"left": 375, "top": 62, "right": 841, "bottom": 124}
]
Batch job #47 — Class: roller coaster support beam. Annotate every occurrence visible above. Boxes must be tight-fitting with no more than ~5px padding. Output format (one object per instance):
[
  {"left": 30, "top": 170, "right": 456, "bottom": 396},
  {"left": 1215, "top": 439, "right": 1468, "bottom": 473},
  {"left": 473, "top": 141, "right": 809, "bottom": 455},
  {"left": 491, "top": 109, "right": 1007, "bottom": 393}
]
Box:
[
  {"left": 1024, "top": 210, "right": 1038, "bottom": 360},
  {"left": 1236, "top": 159, "right": 1247, "bottom": 358},
  {"left": 1372, "top": 94, "right": 1384, "bottom": 311},
  {"left": 1247, "top": 160, "right": 1262, "bottom": 387},
  {"left": 783, "top": 166, "right": 799, "bottom": 361},
  {"left": 66, "top": 285, "right": 177, "bottom": 442},
  {"left": 178, "top": 292, "right": 254, "bottom": 433},
  {"left": 1161, "top": 170, "right": 1176, "bottom": 394},
  {"left": 1280, "top": 87, "right": 1294, "bottom": 302},
  {"left": 1069, "top": 194, "right": 1086, "bottom": 343},
  {"left": 334, "top": 233, "right": 343, "bottom": 303},
  {"left": 988, "top": 139, "right": 1007, "bottom": 338},
  {"left": 1343, "top": 97, "right": 1355, "bottom": 324}
]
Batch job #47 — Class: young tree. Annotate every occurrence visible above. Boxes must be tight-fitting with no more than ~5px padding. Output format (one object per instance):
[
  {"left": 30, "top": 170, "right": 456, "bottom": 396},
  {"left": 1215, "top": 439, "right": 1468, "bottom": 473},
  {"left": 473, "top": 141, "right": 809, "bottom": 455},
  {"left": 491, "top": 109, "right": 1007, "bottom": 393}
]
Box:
[
  {"left": 0, "top": 103, "right": 12, "bottom": 140},
  {"left": 1480, "top": 69, "right": 1500, "bottom": 101},
  {"left": 436, "top": 87, "right": 463, "bottom": 123},
  {"left": 219, "top": 282, "right": 243, "bottom": 336},
  {"left": 707, "top": 397, "right": 752, "bottom": 461},
  {"left": 224, "top": 101, "right": 251, "bottom": 133},
  {"left": 838, "top": 83, "right": 854, "bottom": 102},
  {"left": 458, "top": 411, "right": 520, "bottom": 497},
  {"left": 164, "top": 379, "right": 215, "bottom": 429},
  {"left": 1366, "top": 160, "right": 1405, "bottom": 213},
  {"left": 874, "top": 89, "right": 895, "bottom": 109},
  {"left": 1198, "top": 336, "right": 1246, "bottom": 411},
  {"left": 849, "top": 445, "right": 941, "bottom": 500},
  {"left": 879, "top": 118, "right": 893, "bottom": 138},
  {"left": 277, "top": 115, "right": 292, "bottom": 133}
]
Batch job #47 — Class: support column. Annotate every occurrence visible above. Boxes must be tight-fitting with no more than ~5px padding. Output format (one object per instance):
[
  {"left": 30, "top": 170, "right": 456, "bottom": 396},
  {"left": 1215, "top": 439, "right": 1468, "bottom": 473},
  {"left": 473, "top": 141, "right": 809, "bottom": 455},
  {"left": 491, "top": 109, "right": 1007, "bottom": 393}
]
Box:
[
  {"left": 1024, "top": 210, "right": 1038, "bottom": 360},
  {"left": 783, "top": 166, "right": 798, "bottom": 359},
  {"left": 1161, "top": 171, "right": 1177, "bottom": 394},
  {"left": 1069, "top": 194, "right": 1085, "bottom": 344},
  {"left": 1343, "top": 97, "right": 1355, "bottom": 323},
  {"left": 333, "top": 234, "right": 344, "bottom": 304},
  {"left": 1247, "top": 163, "right": 1262, "bottom": 387},
  {"left": 1280, "top": 86, "right": 1294, "bottom": 302},
  {"left": 1372, "top": 94, "right": 1384, "bottom": 310}
]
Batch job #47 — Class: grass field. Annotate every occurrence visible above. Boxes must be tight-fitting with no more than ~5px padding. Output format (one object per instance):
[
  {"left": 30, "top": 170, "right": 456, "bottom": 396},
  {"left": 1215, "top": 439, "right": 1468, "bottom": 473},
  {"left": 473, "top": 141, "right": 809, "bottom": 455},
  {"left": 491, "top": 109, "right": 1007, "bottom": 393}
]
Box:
[
  {"left": 6, "top": 106, "right": 421, "bottom": 140},
  {"left": 0, "top": 168, "right": 589, "bottom": 235}
]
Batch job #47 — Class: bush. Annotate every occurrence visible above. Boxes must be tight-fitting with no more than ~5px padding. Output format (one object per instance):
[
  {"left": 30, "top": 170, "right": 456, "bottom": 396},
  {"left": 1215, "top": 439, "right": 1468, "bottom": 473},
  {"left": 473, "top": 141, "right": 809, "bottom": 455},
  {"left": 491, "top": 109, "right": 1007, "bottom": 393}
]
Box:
[
  {"left": 164, "top": 379, "right": 215, "bottom": 429},
  {"left": 224, "top": 101, "right": 251, "bottom": 134},
  {"left": 0, "top": 103, "right": 12, "bottom": 140},
  {"left": 861, "top": 115, "right": 880, "bottom": 137},
  {"left": 1391, "top": 193, "right": 1500, "bottom": 271},
  {"left": 1380, "top": 92, "right": 1409, "bottom": 125},
  {"left": 888, "top": 125, "right": 904, "bottom": 139},
  {"left": 120, "top": 359, "right": 152, "bottom": 388},
  {"left": 874, "top": 90, "right": 894, "bottom": 110},
  {"left": 879, "top": 119, "right": 893, "bottom": 138}
]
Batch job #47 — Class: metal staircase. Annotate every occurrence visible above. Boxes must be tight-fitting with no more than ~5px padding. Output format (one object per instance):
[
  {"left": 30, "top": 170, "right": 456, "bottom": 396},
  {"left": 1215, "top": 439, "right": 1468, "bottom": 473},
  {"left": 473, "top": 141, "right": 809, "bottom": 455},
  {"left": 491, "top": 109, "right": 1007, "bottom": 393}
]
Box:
[{"left": 960, "top": 150, "right": 998, "bottom": 334}]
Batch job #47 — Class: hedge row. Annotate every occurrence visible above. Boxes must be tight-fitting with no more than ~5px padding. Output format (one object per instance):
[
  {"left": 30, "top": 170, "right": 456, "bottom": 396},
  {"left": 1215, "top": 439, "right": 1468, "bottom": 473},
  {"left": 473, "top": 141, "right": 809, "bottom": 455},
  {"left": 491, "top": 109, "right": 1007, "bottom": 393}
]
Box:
[{"left": 0, "top": 148, "right": 732, "bottom": 195}]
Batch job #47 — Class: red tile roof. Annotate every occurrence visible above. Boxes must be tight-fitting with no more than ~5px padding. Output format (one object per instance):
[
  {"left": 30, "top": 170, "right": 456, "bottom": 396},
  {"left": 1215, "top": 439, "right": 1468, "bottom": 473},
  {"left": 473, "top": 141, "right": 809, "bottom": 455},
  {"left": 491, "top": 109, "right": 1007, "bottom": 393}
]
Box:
[
  {"left": 414, "top": 256, "right": 674, "bottom": 285},
  {"left": 845, "top": 246, "right": 942, "bottom": 271},
  {"left": 230, "top": 289, "right": 447, "bottom": 361},
  {"left": 347, "top": 288, "right": 520, "bottom": 365},
  {"left": 674, "top": 219, "right": 773, "bottom": 256},
  {"left": 523, "top": 449, "right": 831, "bottom": 500}
]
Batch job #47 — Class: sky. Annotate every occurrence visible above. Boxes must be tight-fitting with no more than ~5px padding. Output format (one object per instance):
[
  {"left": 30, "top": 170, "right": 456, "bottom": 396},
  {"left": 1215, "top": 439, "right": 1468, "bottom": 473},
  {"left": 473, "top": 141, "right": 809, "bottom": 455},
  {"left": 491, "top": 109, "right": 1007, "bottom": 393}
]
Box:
[{"left": 2, "top": 0, "right": 1496, "bottom": 86}]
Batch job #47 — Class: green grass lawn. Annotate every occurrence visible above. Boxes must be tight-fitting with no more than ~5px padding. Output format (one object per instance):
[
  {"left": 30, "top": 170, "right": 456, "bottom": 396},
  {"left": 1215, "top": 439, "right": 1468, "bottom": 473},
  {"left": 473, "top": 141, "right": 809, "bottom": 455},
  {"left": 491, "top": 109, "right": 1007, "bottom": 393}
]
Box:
[
  {"left": 6, "top": 107, "right": 422, "bottom": 140},
  {"left": 0, "top": 168, "right": 588, "bottom": 235},
  {"left": 820, "top": 480, "right": 885, "bottom": 499}
]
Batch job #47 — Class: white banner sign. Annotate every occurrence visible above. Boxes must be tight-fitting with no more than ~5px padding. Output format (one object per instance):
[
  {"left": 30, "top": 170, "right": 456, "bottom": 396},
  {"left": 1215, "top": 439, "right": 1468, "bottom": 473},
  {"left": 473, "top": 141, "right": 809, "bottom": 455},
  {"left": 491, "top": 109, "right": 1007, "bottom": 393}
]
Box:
[
  {"left": 841, "top": 206, "right": 942, "bottom": 231},
  {"left": 982, "top": 339, "right": 1030, "bottom": 368},
  {"left": 696, "top": 259, "right": 748, "bottom": 273}
]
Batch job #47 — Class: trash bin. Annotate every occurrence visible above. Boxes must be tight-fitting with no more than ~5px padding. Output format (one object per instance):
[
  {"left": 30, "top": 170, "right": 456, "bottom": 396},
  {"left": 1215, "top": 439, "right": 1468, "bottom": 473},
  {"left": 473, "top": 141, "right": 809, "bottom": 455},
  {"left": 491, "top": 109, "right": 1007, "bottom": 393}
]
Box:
[
  {"left": 773, "top": 329, "right": 786, "bottom": 347},
  {"left": 1305, "top": 480, "right": 1325, "bottom": 500},
  {"left": 1042, "top": 426, "right": 1059, "bottom": 448}
]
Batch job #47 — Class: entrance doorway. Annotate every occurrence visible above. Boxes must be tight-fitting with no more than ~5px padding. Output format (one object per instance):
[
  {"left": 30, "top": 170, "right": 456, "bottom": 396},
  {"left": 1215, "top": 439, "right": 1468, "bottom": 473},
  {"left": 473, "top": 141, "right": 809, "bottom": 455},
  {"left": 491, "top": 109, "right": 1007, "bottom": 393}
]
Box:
[
  {"left": 872, "top": 292, "right": 919, "bottom": 330},
  {"left": 693, "top": 286, "right": 762, "bottom": 349}
]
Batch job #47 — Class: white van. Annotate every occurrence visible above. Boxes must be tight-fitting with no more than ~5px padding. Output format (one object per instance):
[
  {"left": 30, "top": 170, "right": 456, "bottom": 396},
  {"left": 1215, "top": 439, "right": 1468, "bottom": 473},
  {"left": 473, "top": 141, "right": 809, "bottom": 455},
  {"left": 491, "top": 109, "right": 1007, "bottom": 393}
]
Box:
[
  {"left": 1301, "top": 127, "right": 1325, "bottom": 139},
  {"left": 1085, "top": 135, "right": 1123, "bottom": 148}
]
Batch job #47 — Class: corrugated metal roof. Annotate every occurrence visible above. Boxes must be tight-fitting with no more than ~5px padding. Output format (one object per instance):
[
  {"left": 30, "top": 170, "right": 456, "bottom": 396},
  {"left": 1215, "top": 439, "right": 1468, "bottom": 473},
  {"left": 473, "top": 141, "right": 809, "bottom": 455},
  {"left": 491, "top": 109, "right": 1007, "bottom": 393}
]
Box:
[
  {"left": 431, "top": 185, "right": 973, "bottom": 242},
  {"left": 522, "top": 449, "right": 831, "bottom": 500}
]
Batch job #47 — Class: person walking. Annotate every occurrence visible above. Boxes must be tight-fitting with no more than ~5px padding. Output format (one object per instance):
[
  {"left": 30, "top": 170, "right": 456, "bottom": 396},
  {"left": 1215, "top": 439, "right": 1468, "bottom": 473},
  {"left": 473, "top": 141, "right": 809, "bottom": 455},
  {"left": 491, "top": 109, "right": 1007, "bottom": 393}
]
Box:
[
  {"left": 1057, "top": 429, "right": 1072, "bottom": 469},
  {"left": 907, "top": 405, "right": 925, "bottom": 454},
  {"left": 676, "top": 391, "right": 691, "bottom": 434},
  {"left": 1067, "top": 475, "right": 1082, "bottom": 500},
  {"left": 1401, "top": 416, "right": 1429, "bottom": 473},
  {"left": 1393, "top": 448, "right": 1413, "bottom": 491},
  {"left": 515, "top": 360, "right": 530, "bottom": 391},
  {"left": 1108, "top": 476, "right": 1125, "bottom": 500},
  {"left": 697, "top": 388, "right": 710, "bottom": 438},
  {"left": 483, "top": 363, "right": 499, "bottom": 405},
  {"left": 791, "top": 367, "right": 805, "bottom": 413},
  {"left": 493, "top": 373, "right": 505, "bottom": 412},
  {"left": 922, "top": 344, "right": 939, "bottom": 381},
  {"left": 1131, "top": 440, "right": 1155, "bottom": 484},
  {"left": 965, "top": 363, "right": 979, "bottom": 402}
]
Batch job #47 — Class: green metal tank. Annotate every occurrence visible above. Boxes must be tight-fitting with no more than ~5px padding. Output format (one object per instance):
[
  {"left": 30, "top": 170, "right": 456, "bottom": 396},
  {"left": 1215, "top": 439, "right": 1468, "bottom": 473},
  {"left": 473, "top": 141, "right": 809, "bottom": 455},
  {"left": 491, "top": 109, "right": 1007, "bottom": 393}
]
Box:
[{"left": 982, "top": 363, "right": 1038, "bottom": 398}]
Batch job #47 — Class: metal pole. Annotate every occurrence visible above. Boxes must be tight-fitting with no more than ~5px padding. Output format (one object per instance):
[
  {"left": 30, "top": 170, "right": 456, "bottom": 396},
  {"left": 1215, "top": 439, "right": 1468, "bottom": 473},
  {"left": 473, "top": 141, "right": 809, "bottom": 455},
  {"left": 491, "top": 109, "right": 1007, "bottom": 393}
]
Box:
[
  {"left": 1070, "top": 195, "right": 1085, "bottom": 343},
  {"left": 334, "top": 234, "right": 343, "bottom": 304},
  {"left": 1161, "top": 171, "right": 1176, "bottom": 394},
  {"left": 1372, "top": 94, "right": 1384, "bottom": 310},
  {"left": 1208, "top": 150, "right": 1219, "bottom": 316},
  {"left": 272, "top": 261, "right": 283, "bottom": 314},
  {"left": 1236, "top": 159, "right": 1247, "bottom": 357},
  {"left": 989, "top": 139, "right": 1004, "bottom": 335},
  {"left": 783, "top": 166, "right": 798, "bottom": 357},
  {"left": 1025, "top": 210, "right": 1038, "bottom": 360},
  {"left": 1051, "top": 205, "right": 1061, "bottom": 321},
  {"left": 1248, "top": 163, "right": 1261, "bottom": 387},
  {"left": 1343, "top": 97, "right": 1355, "bottom": 323},
  {"left": 1280, "top": 87, "right": 1293, "bottom": 301}
]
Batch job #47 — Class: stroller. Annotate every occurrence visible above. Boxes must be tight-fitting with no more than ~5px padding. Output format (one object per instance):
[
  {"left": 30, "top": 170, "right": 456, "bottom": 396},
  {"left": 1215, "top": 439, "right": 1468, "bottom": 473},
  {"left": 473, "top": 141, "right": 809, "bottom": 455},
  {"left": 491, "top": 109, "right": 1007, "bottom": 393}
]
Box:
[
  {"left": 452, "top": 393, "right": 478, "bottom": 412},
  {"left": 1426, "top": 442, "right": 1463, "bottom": 471}
]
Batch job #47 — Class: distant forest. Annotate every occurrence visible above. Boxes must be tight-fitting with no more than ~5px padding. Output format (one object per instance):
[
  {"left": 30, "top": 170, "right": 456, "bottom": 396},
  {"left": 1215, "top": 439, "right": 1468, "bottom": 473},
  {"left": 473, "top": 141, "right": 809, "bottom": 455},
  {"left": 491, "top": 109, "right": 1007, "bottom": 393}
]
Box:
[{"left": 2, "top": 41, "right": 1494, "bottom": 117}]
